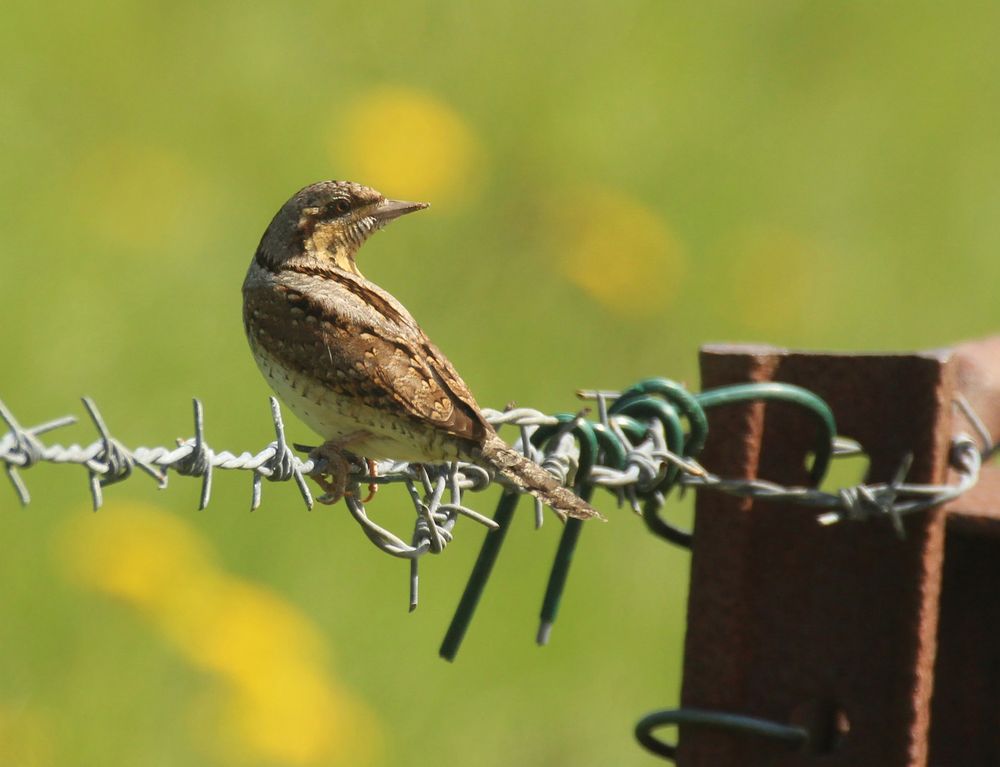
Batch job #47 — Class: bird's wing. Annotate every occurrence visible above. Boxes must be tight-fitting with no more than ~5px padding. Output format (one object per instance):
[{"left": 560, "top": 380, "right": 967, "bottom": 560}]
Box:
[{"left": 244, "top": 273, "right": 489, "bottom": 445}]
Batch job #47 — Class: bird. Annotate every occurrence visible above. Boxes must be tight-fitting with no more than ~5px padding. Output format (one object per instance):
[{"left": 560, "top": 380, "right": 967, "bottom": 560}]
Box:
[{"left": 242, "top": 180, "right": 599, "bottom": 520}]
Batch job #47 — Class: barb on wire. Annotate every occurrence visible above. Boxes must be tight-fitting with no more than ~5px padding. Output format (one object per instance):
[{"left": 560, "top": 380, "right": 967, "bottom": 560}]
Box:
[
  {"left": 643, "top": 437, "right": 980, "bottom": 534},
  {"left": 0, "top": 382, "right": 984, "bottom": 627}
]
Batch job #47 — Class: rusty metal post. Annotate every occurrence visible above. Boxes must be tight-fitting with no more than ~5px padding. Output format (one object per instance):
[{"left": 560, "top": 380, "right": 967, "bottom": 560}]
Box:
[
  {"left": 926, "top": 336, "right": 1000, "bottom": 766},
  {"left": 676, "top": 336, "right": 1000, "bottom": 767}
]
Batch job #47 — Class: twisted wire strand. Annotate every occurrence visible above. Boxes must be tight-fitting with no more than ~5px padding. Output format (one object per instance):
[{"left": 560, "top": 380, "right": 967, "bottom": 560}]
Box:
[
  {"left": 0, "top": 394, "right": 983, "bottom": 576},
  {"left": 576, "top": 388, "right": 985, "bottom": 532}
]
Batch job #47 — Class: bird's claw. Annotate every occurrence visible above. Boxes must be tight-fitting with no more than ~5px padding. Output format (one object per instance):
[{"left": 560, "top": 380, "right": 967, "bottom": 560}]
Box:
[
  {"left": 359, "top": 458, "right": 379, "bottom": 504},
  {"left": 307, "top": 442, "right": 350, "bottom": 505},
  {"left": 308, "top": 441, "right": 378, "bottom": 506}
]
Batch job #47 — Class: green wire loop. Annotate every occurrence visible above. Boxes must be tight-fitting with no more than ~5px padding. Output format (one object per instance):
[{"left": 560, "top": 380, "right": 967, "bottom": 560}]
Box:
[
  {"left": 613, "top": 414, "right": 653, "bottom": 444},
  {"left": 696, "top": 382, "right": 836, "bottom": 485},
  {"left": 635, "top": 707, "right": 809, "bottom": 761},
  {"left": 611, "top": 377, "right": 709, "bottom": 457},
  {"left": 591, "top": 421, "right": 628, "bottom": 471},
  {"left": 642, "top": 493, "right": 692, "bottom": 548},
  {"left": 611, "top": 395, "right": 685, "bottom": 489},
  {"left": 611, "top": 392, "right": 698, "bottom": 544},
  {"left": 442, "top": 377, "right": 840, "bottom": 660}
]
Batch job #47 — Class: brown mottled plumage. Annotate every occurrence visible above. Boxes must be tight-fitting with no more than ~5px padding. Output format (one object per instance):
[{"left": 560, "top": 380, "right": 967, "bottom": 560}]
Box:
[{"left": 242, "top": 180, "right": 599, "bottom": 520}]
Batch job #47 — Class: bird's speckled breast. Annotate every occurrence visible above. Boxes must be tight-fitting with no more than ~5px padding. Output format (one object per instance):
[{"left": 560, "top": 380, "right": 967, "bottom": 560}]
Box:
[{"left": 249, "top": 345, "right": 462, "bottom": 462}]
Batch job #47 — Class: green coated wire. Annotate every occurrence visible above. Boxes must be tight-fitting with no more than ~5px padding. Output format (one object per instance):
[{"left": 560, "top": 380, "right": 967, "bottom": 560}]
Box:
[
  {"left": 536, "top": 421, "right": 625, "bottom": 645},
  {"left": 440, "top": 414, "right": 598, "bottom": 661},
  {"left": 536, "top": 491, "right": 592, "bottom": 646},
  {"left": 635, "top": 707, "right": 809, "bottom": 761},
  {"left": 611, "top": 377, "right": 709, "bottom": 457},
  {"left": 642, "top": 494, "right": 692, "bottom": 548},
  {"left": 531, "top": 416, "right": 599, "bottom": 646},
  {"left": 696, "top": 382, "right": 836, "bottom": 485},
  {"left": 612, "top": 380, "right": 708, "bottom": 499},
  {"left": 607, "top": 413, "right": 695, "bottom": 544},
  {"left": 439, "top": 490, "right": 521, "bottom": 662},
  {"left": 612, "top": 397, "right": 685, "bottom": 486},
  {"left": 592, "top": 420, "right": 629, "bottom": 470},
  {"left": 633, "top": 382, "right": 838, "bottom": 546},
  {"left": 442, "top": 378, "right": 839, "bottom": 660},
  {"left": 529, "top": 413, "right": 600, "bottom": 487}
]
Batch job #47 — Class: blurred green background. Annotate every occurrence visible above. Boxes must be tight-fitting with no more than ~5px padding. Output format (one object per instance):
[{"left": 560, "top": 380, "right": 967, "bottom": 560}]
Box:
[{"left": 2, "top": 1, "right": 998, "bottom": 765}]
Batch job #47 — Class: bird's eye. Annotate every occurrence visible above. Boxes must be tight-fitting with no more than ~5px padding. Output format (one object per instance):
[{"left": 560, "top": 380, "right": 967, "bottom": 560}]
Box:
[{"left": 327, "top": 198, "right": 352, "bottom": 217}]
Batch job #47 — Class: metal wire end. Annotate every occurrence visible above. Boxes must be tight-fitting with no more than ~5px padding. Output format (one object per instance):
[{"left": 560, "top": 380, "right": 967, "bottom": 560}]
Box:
[
  {"left": 440, "top": 491, "right": 521, "bottom": 662},
  {"left": 436, "top": 503, "right": 499, "bottom": 529},
  {"left": 594, "top": 392, "right": 611, "bottom": 428},
  {"left": 417, "top": 464, "right": 435, "bottom": 496},
  {"left": 954, "top": 395, "right": 995, "bottom": 456},
  {"left": 250, "top": 472, "right": 263, "bottom": 511},
  {"left": 404, "top": 477, "right": 424, "bottom": 513},
  {"left": 409, "top": 559, "right": 419, "bottom": 612},
  {"left": 418, "top": 469, "right": 447, "bottom": 554},
  {"left": 538, "top": 511, "right": 588, "bottom": 647},
  {"left": 832, "top": 436, "right": 865, "bottom": 457},
  {"left": 81, "top": 397, "right": 166, "bottom": 510},
  {"left": 4, "top": 463, "right": 30, "bottom": 506},
  {"left": 886, "top": 453, "right": 914, "bottom": 537},
  {"left": 576, "top": 388, "right": 621, "bottom": 403},
  {"left": 536, "top": 620, "right": 553, "bottom": 646},
  {"left": 172, "top": 398, "right": 214, "bottom": 510},
  {"left": 255, "top": 397, "right": 313, "bottom": 511},
  {"left": 0, "top": 399, "right": 66, "bottom": 506}
]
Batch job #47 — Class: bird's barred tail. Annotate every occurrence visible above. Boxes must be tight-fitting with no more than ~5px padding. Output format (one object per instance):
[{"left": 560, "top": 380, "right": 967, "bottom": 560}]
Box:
[{"left": 475, "top": 436, "right": 602, "bottom": 521}]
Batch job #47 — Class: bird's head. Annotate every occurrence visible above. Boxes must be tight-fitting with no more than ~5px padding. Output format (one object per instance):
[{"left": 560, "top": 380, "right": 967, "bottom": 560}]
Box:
[{"left": 255, "top": 180, "right": 428, "bottom": 275}]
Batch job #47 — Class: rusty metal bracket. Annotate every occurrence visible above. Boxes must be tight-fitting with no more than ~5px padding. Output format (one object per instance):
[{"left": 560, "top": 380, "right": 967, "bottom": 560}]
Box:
[{"left": 673, "top": 335, "right": 1000, "bottom": 767}]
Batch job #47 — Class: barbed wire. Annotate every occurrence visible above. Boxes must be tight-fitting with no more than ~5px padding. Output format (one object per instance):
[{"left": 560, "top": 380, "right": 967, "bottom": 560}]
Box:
[
  {"left": 577, "top": 389, "right": 984, "bottom": 537},
  {"left": 0, "top": 389, "right": 986, "bottom": 608},
  {"left": 644, "top": 436, "right": 981, "bottom": 536}
]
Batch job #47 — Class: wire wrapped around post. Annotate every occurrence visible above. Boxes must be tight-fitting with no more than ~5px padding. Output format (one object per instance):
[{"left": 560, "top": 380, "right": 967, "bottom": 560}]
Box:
[{"left": 0, "top": 381, "right": 980, "bottom": 639}]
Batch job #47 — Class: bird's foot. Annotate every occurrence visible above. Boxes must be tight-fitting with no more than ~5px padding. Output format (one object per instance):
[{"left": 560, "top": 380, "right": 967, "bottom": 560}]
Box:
[
  {"left": 307, "top": 432, "right": 372, "bottom": 505},
  {"left": 308, "top": 445, "right": 351, "bottom": 505}
]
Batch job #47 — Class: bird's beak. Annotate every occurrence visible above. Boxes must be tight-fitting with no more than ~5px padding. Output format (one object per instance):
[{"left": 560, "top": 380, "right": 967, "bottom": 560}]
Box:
[{"left": 372, "top": 198, "right": 430, "bottom": 222}]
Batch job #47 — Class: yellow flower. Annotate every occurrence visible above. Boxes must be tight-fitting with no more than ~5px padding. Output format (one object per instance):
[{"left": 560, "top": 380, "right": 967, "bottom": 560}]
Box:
[
  {"left": 59, "top": 503, "right": 379, "bottom": 766},
  {"left": 332, "top": 86, "right": 485, "bottom": 206},
  {"left": 547, "top": 186, "right": 686, "bottom": 317}
]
